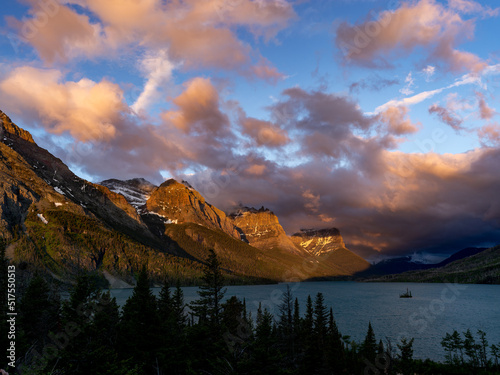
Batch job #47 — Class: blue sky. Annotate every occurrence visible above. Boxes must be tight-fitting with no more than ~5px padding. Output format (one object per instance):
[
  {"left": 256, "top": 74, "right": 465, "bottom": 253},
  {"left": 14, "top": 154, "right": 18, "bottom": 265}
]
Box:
[{"left": 1, "top": 0, "right": 500, "bottom": 259}]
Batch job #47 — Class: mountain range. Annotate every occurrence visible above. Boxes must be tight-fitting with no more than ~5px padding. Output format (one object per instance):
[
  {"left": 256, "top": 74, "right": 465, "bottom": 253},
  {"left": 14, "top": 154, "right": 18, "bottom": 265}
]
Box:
[
  {"left": 364, "top": 245, "right": 500, "bottom": 284},
  {"left": 0, "top": 109, "right": 369, "bottom": 286}
]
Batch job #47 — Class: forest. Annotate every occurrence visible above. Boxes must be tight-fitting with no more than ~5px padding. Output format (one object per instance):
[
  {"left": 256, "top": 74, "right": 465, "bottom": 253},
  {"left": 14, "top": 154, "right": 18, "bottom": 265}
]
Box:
[{"left": 1, "top": 242, "right": 500, "bottom": 375}]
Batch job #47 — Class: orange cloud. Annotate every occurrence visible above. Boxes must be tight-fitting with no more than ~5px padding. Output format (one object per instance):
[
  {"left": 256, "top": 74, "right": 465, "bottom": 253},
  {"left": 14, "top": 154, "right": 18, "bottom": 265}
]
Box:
[
  {"left": 0, "top": 66, "right": 126, "bottom": 142},
  {"left": 335, "top": 0, "right": 486, "bottom": 73},
  {"left": 162, "top": 77, "right": 229, "bottom": 135},
  {"left": 380, "top": 106, "right": 420, "bottom": 135},
  {"left": 8, "top": 0, "right": 295, "bottom": 81},
  {"left": 240, "top": 117, "right": 290, "bottom": 147},
  {"left": 6, "top": 2, "right": 105, "bottom": 64}
]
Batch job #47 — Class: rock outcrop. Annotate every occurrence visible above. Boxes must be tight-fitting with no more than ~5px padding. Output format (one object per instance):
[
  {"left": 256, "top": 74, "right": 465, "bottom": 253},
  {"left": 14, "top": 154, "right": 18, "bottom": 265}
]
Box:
[
  {"left": 291, "top": 228, "right": 346, "bottom": 256},
  {"left": 145, "top": 179, "right": 240, "bottom": 239},
  {"left": 230, "top": 206, "right": 304, "bottom": 255}
]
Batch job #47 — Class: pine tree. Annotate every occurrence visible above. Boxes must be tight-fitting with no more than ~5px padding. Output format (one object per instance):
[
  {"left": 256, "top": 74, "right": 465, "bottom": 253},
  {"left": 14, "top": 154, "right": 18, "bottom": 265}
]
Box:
[
  {"left": 361, "top": 322, "right": 377, "bottom": 363},
  {"left": 118, "top": 266, "right": 160, "bottom": 373},
  {"left": 396, "top": 337, "right": 414, "bottom": 375},
  {"left": 172, "top": 280, "right": 186, "bottom": 329},
  {"left": 191, "top": 249, "right": 226, "bottom": 328},
  {"left": 314, "top": 292, "right": 329, "bottom": 342},
  {"left": 18, "top": 275, "right": 60, "bottom": 356}
]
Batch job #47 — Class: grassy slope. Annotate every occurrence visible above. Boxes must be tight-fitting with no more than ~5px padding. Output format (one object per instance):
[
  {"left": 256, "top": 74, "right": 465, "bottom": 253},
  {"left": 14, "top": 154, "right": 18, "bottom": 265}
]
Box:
[{"left": 13, "top": 208, "right": 207, "bottom": 285}]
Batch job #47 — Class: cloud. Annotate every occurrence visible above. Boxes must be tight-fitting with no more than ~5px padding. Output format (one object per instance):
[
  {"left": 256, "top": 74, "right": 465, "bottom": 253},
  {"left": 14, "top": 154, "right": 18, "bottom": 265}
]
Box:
[
  {"left": 6, "top": 1, "right": 106, "bottom": 64},
  {"left": 131, "top": 49, "right": 175, "bottom": 114},
  {"left": 7, "top": 0, "right": 295, "bottom": 81},
  {"left": 371, "top": 69, "right": 486, "bottom": 114},
  {"left": 478, "top": 123, "right": 500, "bottom": 146},
  {"left": 400, "top": 72, "right": 415, "bottom": 96},
  {"left": 162, "top": 77, "right": 230, "bottom": 136},
  {"left": 448, "top": 0, "right": 500, "bottom": 17},
  {"left": 477, "top": 92, "right": 496, "bottom": 120},
  {"left": 240, "top": 117, "right": 290, "bottom": 147},
  {"left": 422, "top": 65, "right": 436, "bottom": 81},
  {"left": 380, "top": 106, "right": 420, "bottom": 136},
  {"left": 428, "top": 103, "right": 463, "bottom": 131},
  {"left": 349, "top": 75, "right": 399, "bottom": 93},
  {"left": 0, "top": 66, "right": 125, "bottom": 141},
  {"left": 335, "top": 0, "right": 486, "bottom": 73}
]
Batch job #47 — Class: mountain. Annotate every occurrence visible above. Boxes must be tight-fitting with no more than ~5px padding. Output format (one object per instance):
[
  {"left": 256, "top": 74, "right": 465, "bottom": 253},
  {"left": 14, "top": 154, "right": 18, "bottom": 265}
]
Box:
[
  {"left": 367, "top": 245, "right": 500, "bottom": 284},
  {"left": 0, "top": 109, "right": 370, "bottom": 285},
  {"left": 291, "top": 228, "right": 345, "bottom": 256},
  {"left": 435, "top": 247, "right": 487, "bottom": 267},
  {"left": 291, "top": 228, "right": 370, "bottom": 276},
  {"left": 230, "top": 206, "right": 305, "bottom": 255},
  {"left": 356, "top": 247, "right": 489, "bottom": 278},
  {"left": 101, "top": 178, "right": 156, "bottom": 209}
]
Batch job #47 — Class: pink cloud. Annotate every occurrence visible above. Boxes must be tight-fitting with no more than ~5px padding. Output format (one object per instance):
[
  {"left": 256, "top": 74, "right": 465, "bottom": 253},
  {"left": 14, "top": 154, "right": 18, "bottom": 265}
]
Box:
[
  {"left": 429, "top": 103, "right": 464, "bottom": 131},
  {"left": 477, "top": 92, "right": 496, "bottom": 120},
  {"left": 7, "top": 0, "right": 295, "bottom": 81},
  {"left": 335, "top": 0, "right": 486, "bottom": 73}
]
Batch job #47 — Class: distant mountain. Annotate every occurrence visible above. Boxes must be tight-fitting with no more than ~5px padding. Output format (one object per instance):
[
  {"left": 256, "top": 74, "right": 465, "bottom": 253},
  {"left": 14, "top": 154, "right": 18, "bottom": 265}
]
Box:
[
  {"left": 367, "top": 245, "right": 500, "bottom": 284},
  {"left": 0, "top": 109, "right": 369, "bottom": 285},
  {"left": 435, "top": 247, "right": 487, "bottom": 267},
  {"left": 356, "top": 247, "right": 489, "bottom": 278}
]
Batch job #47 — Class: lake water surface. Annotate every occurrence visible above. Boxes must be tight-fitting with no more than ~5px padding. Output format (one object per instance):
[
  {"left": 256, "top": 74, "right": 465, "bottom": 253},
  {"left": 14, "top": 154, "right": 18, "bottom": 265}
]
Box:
[{"left": 109, "top": 281, "right": 500, "bottom": 361}]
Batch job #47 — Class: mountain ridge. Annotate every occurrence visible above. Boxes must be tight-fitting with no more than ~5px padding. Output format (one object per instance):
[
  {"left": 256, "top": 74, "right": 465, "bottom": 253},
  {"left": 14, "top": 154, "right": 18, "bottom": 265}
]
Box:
[{"left": 0, "top": 109, "right": 369, "bottom": 285}]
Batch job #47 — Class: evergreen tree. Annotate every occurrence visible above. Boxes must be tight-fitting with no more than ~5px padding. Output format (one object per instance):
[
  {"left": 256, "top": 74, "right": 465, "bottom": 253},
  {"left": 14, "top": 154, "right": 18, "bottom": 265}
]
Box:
[
  {"left": 293, "top": 297, "right": 301, "bottom": 337},
  {"left": 313, "top": 293, "right": 329, "bottom": 342},
  {"left": 118, "top": 266, "right": 160, "bottom": 374},
  {"left": 157, "top": 280, "right": 172, "bottom": 322},
  {"left": 492, "top": 344, "right": 499, "bottom": 368},
  {"left": 18, "top": 275, "right": 60, "bottom": 356},
  {"left": 191, "top": 249, "right": 226, "bottom": 328},
  {"left": 278, "top": 285, "right": 295, "bottom": 359},
  {"left": 477, "top": 329, "right": 488, "bottom": 368},
  {"left": 86, "top": 291, "right": 136, "bottom": 374},
  {"left": 327, "top": 307, "right": 344, "bottom": 372},
  {"left": 396, "top": 337, "right": 414, "bottom": 375},
  {"left": 361, "top": 322, "right": 377, "bottom": 363},
  {"left": 172, "top": 280, "right": 186, "bottom": 329},
  {"left": 463, "top": 329, "right": 479, "bottom": 367}
]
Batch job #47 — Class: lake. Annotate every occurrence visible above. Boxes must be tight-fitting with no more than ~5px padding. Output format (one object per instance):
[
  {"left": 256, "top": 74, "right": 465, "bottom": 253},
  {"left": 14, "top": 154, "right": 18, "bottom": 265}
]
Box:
[{"left": 109, "top": 281, "right": 500, "bottom": 362}]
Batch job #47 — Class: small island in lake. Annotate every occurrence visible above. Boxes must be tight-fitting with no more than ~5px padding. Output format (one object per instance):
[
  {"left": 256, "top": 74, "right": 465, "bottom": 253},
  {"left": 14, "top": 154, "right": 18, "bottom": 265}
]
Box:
[{"left": 400, "top": 288, "right": 413, "bottom": 298}]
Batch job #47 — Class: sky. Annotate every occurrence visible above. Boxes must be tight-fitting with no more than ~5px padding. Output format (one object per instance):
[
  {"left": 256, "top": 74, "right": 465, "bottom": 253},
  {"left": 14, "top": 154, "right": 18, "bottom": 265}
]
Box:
[{"left": 1, "top": 0, "right": 500, "bottom": 261}]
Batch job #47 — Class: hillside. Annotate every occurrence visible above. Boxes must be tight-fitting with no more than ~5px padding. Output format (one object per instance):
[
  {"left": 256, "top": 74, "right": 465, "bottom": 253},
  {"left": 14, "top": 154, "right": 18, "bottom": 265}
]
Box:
[{"left": 366, "top": 245, "right": 500, "bottom": 284}]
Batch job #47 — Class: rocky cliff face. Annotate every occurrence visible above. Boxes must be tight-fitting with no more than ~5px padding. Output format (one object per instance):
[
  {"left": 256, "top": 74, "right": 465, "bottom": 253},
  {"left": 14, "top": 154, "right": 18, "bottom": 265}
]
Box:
[
  {"left": 145, "top": 179, "right": 240, "bottom": 239},
  {"left": 292, "top": 228, "right": 370, "bottom": 275},
  {"left": 101, "top": 178, "right": 156, "bottom": 209},
  {"left": 291, "top": 228, "right": 346, "bottom": 256},
  {"left": 230, "top": 207, "right": 304, "bottom": 255}
]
